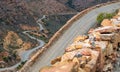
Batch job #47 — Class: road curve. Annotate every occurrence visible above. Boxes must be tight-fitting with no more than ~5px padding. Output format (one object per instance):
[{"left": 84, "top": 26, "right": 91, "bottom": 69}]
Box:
[
  {"left": 0, "top": 16, "right": 45, "bottom": 72},
  {"left": 26, "top": 2, "right": 120, "bottom": 72}
]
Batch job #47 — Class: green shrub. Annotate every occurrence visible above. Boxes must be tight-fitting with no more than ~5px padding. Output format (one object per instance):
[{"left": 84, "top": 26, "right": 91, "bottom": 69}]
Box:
[
  {"left": 97, "top": 12, "right": 116, "bottom": 23},
  {"left": 17, "top": 60, "right": 27, "bottom": 70},
  {"left": 97, "top": 13, "right": 105, "bottom": 23},
  {"left": 2, "top": 56, "right": 8, "bottom": 62}
]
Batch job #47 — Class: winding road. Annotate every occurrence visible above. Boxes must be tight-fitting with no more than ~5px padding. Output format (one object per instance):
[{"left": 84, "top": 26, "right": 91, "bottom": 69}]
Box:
[
  {"left": 0, "top": 16, "right": 45, "bottom": 71},
  {"left": 21, "top": 15, "right": 46, "bottom": 61},
  {"left": 25, "top": 2, "right": 120, "bottom": 72}
]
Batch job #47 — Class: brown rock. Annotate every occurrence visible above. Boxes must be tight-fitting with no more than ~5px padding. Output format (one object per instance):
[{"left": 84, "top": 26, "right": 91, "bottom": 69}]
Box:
[
  {"left": 100, "top": 33, "right": 114, "bottom": 41},
  {"left": 101, "top": 19, "right": 113, "bottom": 27},
  {"left": 74, "top": 35, "right": 88, "bottom": 42},
  {"left": 40, "top": 62, "right": 79, "bottom": 72},
  {"left": 92, "top": 26, "right": 120, "bottom": 33},
  {"left": 51, "top": 56, "right": 61, "bottom": 65},
  {"left": 65, "top": 42, "right": 91, "bottom": 52}
]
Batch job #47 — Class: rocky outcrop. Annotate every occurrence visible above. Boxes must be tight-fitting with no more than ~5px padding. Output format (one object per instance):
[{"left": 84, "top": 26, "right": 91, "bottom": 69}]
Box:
[
  {"left": 40, "top": 11, "right": 120, "bottom": 72},
  {"left": 40, "top": 61, "right": 80, "bottom": 72},
  {"left": 19, "top": 1, "right": 119, "bottom": 72}
]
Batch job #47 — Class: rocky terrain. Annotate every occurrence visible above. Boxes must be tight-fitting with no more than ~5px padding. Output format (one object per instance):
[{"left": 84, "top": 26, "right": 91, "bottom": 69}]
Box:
[
  {"left": 0, "top": 0, "right": 116, "bottom": 69},
  {"left": 57, "top": 0, "right": 113, "bottom": 11},
  {"left": 24, "top": 0, "right": 76, "bottom": 17},
  {"left": 40, "top": 9, "right": 120, "bottom": 72},
  {"left": 0, "top": 0, "right": 39, "bottom": 67}
]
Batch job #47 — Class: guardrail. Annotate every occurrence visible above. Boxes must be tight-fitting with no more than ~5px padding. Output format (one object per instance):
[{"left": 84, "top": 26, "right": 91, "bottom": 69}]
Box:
[{"left": 19, "top": 1, "right": 119, "bottom": 72}]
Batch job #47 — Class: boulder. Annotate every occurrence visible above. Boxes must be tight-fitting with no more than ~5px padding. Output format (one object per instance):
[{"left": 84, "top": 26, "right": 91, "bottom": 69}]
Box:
[
  {"left": 100, "top": 33, "right": 114, "bottom": 41},
  {"left": 65, "top": 42, "right": 91, "bottom": 52},
  {"left": 51, "top": 56, "right": 61, "bottom": 65},
  {"left": 101, "top": 19, "right": 113, "bottom": 27},
  {"left": 40, "top": 62, "right": 80, "bottom": 72},
  {"left": 95, "top": 41, "right": 108, "bottom": 56},
  {"left": 74, "top": 35, "right": 88, "bottom": 42},
  {"left": 112, "top": 33, "right": 120, "bottom": 49},
  {"left": 91, "top": 26, "right": 120, "bottom": 33}
]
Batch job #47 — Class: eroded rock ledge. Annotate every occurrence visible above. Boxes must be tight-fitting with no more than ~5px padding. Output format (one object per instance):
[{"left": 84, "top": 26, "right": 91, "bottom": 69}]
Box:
[{"left": 40, "top": 11, "right": 120, "bottom": 72}]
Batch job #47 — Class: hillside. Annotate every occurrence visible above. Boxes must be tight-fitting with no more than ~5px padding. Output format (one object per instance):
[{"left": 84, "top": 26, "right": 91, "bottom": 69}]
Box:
[
  {"left": 57, "top": 0, "right": 113, "bottom": 11},
  {"left": 0, "top": 0, "right": 38, "bottom": 67},
  {"left": 0, "top": 0, "right": 116, "bottom": 70},
  {"left": 24, "top": 0, "right": 77, "bottom": 17}
]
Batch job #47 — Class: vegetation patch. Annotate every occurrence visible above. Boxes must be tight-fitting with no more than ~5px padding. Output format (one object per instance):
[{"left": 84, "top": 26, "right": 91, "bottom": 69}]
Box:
[
  {"left": 17, "top": 60, "right": 27, "bottom": 70},
  {"left": 28, "top": 32, "right": 49, "bottom": 43},
  {"left": 97, "top": 9, "right": 119, "bottom": 24}
]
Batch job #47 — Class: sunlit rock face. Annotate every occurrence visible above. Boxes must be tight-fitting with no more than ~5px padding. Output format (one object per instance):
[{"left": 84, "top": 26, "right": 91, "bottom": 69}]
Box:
[{"left": 40, "top": 10, "right": 120, "bottom": 72}]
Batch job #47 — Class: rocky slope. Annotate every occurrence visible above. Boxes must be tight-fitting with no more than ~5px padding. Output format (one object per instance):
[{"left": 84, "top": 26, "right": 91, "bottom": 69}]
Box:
[
  {"left": 24, "top": 0, "right": 76, "bottom": 17},
  {"left": 57, "top": 0, "right": 113, "bottom": 11},
  {"left": 0, "top": 0, "right": 115, "bottom": 69},
  {"left": 0, "top": 0, "right": 38, "bottom": 67}
]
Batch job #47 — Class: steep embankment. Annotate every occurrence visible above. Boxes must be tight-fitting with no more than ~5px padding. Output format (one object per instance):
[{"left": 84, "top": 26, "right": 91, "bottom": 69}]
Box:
[{"left": 22, "top": 2, "right": 120, "bottom": 72}]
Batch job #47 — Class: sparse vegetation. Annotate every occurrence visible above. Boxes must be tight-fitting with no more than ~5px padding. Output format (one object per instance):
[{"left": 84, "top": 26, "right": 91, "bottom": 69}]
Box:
[
  {"left": 39, "top": 36, "right": 49, "bottom": 43},
  {"left": 42, "top": 14, "right": 75, "bottom": 34},
  {"left": 17, "top": 60, "right": 27, "bottom": 70},
  {"left": 0, "top": 0, "right": 116, "bottom": 70},
  {"left": 28, "top": 32, "right": 49, "bottom": 43},
  {"left": 58, "top": 0, "right": 112, "bottom": 11}
]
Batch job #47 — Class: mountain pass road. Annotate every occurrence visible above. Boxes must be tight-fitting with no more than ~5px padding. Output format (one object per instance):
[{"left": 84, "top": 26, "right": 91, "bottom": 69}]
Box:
[{"left": 25, "top": 2, "right": 120, "bottom": 72}]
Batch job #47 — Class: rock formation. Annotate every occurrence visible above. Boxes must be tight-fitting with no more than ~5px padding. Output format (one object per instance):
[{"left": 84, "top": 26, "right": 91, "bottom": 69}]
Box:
[{"left": 40, "top": 10, "right": 120, "bottom": 72}]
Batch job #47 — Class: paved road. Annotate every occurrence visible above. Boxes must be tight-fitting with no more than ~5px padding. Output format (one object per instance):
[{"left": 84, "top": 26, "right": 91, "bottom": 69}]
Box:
[
  {"left": 19, "top": 15, "right": 45, "bottom": 62},
  {"left": 26, "top": 2, "right": 120, "bottom": 72},
  {"left": 0, "top": 16, "right": 45, "bottom": 72}
]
